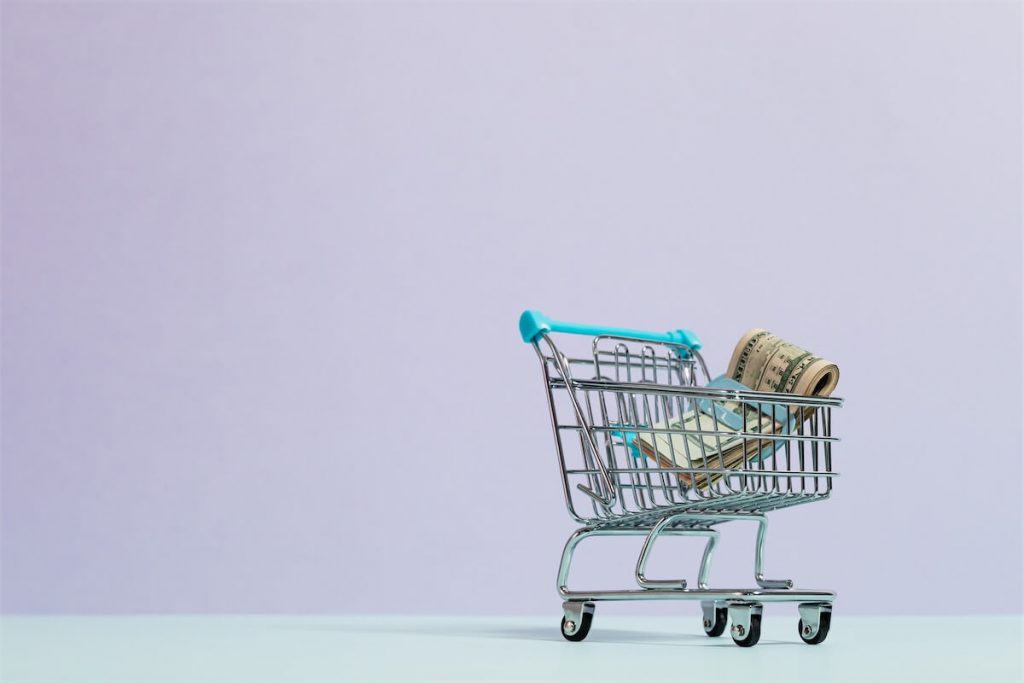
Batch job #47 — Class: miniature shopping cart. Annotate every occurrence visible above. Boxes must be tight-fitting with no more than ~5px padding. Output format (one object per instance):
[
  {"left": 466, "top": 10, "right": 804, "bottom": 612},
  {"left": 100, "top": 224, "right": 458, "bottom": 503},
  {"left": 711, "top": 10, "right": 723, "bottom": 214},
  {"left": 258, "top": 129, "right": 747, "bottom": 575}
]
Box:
[{"left": 520, "top": 310, "right": 842, "bottom": 647}]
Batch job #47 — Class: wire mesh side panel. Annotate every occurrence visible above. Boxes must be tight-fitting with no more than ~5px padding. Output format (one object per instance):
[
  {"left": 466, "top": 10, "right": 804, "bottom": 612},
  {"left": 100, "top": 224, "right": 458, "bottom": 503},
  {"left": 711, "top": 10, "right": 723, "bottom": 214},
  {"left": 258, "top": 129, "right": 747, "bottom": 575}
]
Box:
[{"left": 540, "top": 336, "right": 839, "bottom": 526}]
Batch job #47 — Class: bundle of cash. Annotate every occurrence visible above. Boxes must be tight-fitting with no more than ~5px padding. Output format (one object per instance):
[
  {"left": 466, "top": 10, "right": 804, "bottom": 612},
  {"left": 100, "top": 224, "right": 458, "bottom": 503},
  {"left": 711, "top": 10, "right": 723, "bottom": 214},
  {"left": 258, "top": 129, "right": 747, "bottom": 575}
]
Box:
[
  {"left": 633, "top": 329, "right": 839, "bottom": 490},
  {"left": 632, "top": 403, "right": 784, "bottom": 489},
  {"left": 727, "top": 328, "right": 839, "bottom": 398}
]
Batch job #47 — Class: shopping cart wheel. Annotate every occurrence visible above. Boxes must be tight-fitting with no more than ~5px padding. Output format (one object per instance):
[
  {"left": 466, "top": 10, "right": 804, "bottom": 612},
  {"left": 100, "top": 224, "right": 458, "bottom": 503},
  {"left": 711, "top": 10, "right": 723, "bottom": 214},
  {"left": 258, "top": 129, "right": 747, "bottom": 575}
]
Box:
[
  {"left": 797, "top": 603, "right": 832, "bottom": 645},
  {"left": 729, "top": 614, "right": 761, "bottom": 647},
  {"left": 798, "top": 611, "right": 832, "bottom": 645},
  {"left": 560, "top": 613, "right": 593, "bottom": 642},
  {"left": 701, "top": 602, "right": 728, "bottom": 637},
  {"left": 561, "top": 601, "right": 595, "bottom": 642},
  {"left": 728, "top": 603, "right": 763, "bottom": 647}
]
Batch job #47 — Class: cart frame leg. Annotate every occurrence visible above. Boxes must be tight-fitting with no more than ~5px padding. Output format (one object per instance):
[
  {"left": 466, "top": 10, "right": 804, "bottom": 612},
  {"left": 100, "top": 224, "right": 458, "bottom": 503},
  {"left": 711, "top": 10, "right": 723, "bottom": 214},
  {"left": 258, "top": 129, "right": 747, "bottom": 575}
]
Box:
[
  {"left": 635, "top": 517, "right": 719, "bottom": 590},
  {"left": 752, "top": 514, "right": 793, "bottom": 589},
  {"left": 557, "top": 512, "right": 807, "bottom": 601},
  {"left": 558, "top": 525, "right": 720, "bottom": 598}
]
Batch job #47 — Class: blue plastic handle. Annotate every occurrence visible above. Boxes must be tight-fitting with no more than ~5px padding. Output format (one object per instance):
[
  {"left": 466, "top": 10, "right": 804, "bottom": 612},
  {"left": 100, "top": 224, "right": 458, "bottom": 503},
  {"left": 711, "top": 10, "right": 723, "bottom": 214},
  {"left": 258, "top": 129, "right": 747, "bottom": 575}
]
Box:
[{"left": 519, "top": 310, "right": 701, "bottom": 352}]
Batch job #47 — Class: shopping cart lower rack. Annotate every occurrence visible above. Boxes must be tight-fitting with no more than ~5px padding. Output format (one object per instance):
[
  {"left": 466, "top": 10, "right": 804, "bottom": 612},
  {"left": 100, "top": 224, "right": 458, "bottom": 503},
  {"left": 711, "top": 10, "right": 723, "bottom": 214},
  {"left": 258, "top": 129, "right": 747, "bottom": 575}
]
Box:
[{"left": 519, "top": 310, "right": 843, "bottom": 647}]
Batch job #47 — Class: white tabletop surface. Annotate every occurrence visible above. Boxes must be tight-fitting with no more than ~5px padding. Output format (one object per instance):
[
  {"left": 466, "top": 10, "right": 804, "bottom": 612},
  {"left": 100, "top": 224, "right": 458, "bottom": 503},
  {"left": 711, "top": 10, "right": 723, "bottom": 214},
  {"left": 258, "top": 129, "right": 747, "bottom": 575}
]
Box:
[{"left": 2, "top": 614, "right": 1021, "bottom": 682}]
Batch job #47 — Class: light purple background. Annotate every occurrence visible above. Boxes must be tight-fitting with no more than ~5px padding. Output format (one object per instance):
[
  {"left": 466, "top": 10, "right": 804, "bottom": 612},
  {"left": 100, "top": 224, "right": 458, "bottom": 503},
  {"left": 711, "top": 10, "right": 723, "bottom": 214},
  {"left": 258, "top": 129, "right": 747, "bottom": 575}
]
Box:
[{"left": 2, "top": 2, "right": 1021, "bottom": 615}]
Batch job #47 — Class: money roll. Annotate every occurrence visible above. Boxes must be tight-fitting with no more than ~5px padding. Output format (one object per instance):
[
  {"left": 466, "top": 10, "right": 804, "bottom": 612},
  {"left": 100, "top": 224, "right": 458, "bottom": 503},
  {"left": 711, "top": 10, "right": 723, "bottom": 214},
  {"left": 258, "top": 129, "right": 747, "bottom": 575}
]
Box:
[{"left": 726, "top": 329, "right": 839, "bottom": 397}]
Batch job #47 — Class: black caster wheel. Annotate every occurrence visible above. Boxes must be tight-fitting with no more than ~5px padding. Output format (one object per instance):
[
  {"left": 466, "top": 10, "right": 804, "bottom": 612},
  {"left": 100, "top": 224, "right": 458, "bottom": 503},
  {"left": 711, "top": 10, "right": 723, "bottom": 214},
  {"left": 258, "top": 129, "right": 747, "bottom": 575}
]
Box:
[
  {"left": 703, "top": 607, "right": 728, "bottom": 637},
  {"left": 561, "top": 612, "right": 593, "bottom": 642},
  {"left": 799, "top": 611, "right": 831, "bottom": 645},
  {"left": 731, "top": 614, "right": 762, "bottom": 647}
]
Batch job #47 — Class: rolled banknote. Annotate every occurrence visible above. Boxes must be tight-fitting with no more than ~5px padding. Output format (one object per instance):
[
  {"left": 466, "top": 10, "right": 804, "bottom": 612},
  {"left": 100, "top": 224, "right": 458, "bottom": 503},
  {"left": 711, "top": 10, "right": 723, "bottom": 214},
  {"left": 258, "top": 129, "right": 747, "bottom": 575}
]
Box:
[{"left": 726, "top": 329, "right": 839, "bottom": 397}]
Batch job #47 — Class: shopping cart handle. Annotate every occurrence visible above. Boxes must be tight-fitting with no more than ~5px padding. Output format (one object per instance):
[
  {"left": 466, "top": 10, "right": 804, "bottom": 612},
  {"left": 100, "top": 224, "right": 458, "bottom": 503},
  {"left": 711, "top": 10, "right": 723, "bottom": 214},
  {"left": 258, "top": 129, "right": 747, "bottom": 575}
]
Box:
[{"left": 519, "top": 310, "right": 701, "bottom": 352}]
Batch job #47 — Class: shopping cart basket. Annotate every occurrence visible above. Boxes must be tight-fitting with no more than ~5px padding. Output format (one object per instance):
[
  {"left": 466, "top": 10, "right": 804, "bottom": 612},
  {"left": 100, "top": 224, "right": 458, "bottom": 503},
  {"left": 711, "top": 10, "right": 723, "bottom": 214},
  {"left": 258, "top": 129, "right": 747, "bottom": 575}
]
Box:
[{"left": 520, "top": 310, "right": 843, "bottom": 647}]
